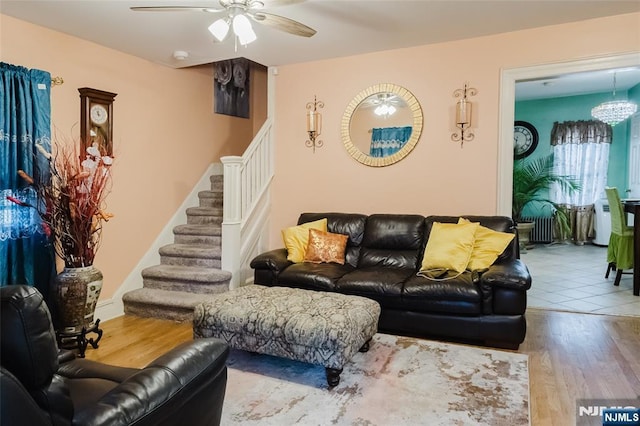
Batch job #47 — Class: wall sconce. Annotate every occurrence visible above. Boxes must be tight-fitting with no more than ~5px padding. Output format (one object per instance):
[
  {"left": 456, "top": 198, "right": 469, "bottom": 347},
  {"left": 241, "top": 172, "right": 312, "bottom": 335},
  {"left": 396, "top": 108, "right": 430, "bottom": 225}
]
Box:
[
  {"left": 306, "top": 96, "right": 324, "bottom": 153},
  {"left": 451, "top": 83, "right": 477, "bottom": 147}
]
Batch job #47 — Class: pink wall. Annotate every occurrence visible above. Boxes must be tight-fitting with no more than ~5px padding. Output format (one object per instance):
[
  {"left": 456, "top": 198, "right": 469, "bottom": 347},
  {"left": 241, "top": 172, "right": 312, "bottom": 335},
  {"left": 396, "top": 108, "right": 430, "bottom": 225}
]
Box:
[
  {"left": 1, "top": 14, "right": 263, "bottom": 298},
  {"left": 270, "top": 13, "right": 640, "bottom": 248},
  {"left": 252, "top": 64, "right": 268, "bottom": 137},
  {"left": 2, "top": 12, "right": 638, "bottom": 296},
  {"left": 216, "top": 62, "right": 268, "bottom": 158}
]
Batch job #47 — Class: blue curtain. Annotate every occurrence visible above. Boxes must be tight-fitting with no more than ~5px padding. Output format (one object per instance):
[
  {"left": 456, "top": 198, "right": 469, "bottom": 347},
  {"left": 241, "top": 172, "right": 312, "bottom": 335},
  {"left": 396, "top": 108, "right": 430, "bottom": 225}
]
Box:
[
  {"left": 0, "top": 62, "right": 55, "bottom": 297},
  {"left": 370, "top": 126, "right": 412, "bottom": 158}
]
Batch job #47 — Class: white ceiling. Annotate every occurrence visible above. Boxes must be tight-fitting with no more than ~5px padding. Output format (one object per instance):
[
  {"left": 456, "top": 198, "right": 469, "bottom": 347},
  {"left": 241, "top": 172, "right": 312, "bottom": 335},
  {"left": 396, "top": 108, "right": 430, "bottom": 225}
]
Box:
[
  {"left": 2, "top": 0, "right": 640, "bottom": 99},
  {"left": 516, "top": 67, "right": 640, "bottom": 101}
]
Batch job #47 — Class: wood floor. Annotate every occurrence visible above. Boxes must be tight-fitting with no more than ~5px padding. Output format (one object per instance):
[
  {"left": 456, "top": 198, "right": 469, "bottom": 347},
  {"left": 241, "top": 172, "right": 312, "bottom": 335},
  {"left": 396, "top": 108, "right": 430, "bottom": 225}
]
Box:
[{"left": 84, "top": 308, "right": 640, "bottom": 426}]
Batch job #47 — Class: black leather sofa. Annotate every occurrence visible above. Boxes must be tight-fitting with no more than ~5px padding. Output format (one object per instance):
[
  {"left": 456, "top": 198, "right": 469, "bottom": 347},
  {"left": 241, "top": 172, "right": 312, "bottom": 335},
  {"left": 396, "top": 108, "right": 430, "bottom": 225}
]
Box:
[
  {"left": 0, "top": 285, "right": 229, "bottom": 426},
  {"left": 251, "top": 213, "right": 532, "bottom": 349}
]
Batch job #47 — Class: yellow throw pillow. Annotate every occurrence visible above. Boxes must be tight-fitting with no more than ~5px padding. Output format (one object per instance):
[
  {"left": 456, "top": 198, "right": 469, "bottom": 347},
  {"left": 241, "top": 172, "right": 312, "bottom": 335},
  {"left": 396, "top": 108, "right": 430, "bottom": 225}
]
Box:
[
  {"left": 420, "top": 222, "right": 479, "bottom": 274},
  {"left": 281, "top": 218, "right": 328, "bottom": 263},
  {"left": 303, "top": 228, "right": 349, "bottom": 264},
  {"left": 458, "top": 218, "right": 515, "bottom": 270}
]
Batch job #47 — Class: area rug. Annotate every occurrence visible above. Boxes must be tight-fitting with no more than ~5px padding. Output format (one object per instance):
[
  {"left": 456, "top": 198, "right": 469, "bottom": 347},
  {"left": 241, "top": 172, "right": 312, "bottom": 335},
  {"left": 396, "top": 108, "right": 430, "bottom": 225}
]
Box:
[{"left": 221, "top": 333, "right": 530, "bottom": 425}]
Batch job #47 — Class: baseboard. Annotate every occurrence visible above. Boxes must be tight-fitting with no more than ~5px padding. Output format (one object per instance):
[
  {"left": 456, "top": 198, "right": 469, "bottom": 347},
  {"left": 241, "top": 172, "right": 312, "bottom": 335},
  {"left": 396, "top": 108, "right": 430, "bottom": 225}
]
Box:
[
  {"left": 94, "top": 297, "right": 121, "bottom": 322},
  {"left": 98, "top": 163, "right": 220, "bottom": 322}
]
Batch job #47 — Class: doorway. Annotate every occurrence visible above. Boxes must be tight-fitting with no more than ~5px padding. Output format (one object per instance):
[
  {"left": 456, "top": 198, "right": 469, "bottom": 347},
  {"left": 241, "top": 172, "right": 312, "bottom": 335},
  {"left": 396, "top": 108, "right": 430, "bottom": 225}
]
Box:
[
  {"left": 497, "top": 52, "right": 640, "bottom": 216},
  {"left": 497, "top": 52, "right": 640, "bottom": 316}
]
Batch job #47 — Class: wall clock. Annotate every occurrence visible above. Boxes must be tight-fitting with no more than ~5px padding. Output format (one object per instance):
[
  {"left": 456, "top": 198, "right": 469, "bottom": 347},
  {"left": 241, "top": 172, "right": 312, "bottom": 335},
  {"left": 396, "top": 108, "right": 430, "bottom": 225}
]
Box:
[
  {"left": 79, "top": 87, "right": 117, "bottom": 156},
  {"left": 513, "top": 121, "right": 539, "bottom": 159}
]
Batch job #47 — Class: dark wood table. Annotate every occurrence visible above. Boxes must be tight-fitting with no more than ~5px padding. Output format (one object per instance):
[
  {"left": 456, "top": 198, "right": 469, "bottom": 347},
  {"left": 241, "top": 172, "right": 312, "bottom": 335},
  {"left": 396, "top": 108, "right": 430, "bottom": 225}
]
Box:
[{"left": 622, "top": 200, "right": 640, "bottom": 296}]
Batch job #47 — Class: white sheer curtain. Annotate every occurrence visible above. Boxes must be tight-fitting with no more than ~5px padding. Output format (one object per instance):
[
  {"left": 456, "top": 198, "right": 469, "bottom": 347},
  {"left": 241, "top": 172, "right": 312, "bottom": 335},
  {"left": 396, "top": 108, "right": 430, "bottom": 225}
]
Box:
[{"left": 550, "top": 120, "right": 611, "bottom": 243}]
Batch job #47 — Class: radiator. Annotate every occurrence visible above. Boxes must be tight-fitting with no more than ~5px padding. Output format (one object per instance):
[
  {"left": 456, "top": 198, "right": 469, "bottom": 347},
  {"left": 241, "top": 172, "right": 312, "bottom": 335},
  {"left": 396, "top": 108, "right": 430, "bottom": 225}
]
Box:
[{"left": 521, "top": 216, "right": 555, "bottom": 243}]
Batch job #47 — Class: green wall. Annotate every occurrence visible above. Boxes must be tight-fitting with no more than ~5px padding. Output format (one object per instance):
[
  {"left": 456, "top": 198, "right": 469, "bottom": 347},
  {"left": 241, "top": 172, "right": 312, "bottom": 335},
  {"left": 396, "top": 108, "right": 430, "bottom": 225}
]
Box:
[
  {"left": 514, "top": 85, "right": 639, "bottom": 217},
  {"left": 515, "top": 89, "right": 635, "bottom": 193},
  {"left": 630, "top": 82, "right": 640, "bottom": 106}
]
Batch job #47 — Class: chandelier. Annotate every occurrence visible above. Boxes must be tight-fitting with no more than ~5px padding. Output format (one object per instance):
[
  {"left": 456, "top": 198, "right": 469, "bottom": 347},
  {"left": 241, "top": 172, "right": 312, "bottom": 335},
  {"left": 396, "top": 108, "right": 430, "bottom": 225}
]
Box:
[{"left": 591, "top": 72, "right": 637, "bottom": 126}]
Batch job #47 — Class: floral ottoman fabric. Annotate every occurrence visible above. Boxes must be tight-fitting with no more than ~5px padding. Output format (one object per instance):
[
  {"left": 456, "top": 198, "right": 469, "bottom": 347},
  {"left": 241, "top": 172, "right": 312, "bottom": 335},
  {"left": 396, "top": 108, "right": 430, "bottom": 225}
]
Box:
[{"left": 193, "top": 285, "right": 380, "bottom": 370}]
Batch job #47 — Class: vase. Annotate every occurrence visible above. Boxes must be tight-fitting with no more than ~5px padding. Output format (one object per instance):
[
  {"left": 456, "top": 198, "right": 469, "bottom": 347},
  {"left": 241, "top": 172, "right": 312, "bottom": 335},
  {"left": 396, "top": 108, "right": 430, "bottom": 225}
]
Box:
[{"left": 54, "top": 265, "right": 103, "bottom": 333}]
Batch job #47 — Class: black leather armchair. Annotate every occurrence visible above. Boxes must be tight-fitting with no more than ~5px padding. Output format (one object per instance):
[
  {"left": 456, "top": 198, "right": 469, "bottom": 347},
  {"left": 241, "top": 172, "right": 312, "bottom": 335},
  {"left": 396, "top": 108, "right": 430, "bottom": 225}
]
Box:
[{"left": 1, "top": 285, "right": 229, "bottom": 426}]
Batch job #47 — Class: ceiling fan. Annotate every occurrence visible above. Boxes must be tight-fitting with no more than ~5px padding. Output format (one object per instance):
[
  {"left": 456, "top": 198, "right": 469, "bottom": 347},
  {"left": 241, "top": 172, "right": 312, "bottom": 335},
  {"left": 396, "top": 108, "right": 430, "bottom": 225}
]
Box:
[
  {"left": 131, "top": 0, "right": 316, "bottom": 47},
  {"left": 360, "top": 93, "right": 403, "bottom": 117}
]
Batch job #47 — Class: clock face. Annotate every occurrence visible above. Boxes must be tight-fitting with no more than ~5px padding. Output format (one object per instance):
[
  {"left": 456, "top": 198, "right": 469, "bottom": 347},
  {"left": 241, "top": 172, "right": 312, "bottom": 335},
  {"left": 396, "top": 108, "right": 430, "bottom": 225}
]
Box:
[
  {"left": 514, "top": 121, "right": 538, "bottom": 159},
  {"left": 90, "top": 104, "right": 108, "bottom": 125}
]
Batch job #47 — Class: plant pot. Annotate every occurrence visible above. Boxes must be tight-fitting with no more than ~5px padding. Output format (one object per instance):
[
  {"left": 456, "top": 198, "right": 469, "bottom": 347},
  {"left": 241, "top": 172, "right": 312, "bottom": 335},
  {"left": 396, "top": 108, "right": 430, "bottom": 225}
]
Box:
[
  {"left": 54, "top": 265, "right": 103, "bottom": 333},
  {"left": 516, "top": 221, "right": 535, "bottom": 250}
]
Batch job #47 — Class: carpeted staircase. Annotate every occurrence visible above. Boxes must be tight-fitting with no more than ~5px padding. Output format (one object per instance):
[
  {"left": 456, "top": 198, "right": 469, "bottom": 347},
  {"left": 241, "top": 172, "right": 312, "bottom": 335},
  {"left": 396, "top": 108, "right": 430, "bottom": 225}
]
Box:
[{"left": 122, "top": 174, "right": 231, "bottom": 322}]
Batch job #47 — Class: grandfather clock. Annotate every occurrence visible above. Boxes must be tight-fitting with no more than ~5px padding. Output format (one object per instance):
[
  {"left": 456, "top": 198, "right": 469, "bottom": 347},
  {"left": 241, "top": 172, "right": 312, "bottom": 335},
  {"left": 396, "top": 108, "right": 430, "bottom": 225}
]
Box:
[{"left": 79, "top": 88, "right": 117, "bottom": 156}]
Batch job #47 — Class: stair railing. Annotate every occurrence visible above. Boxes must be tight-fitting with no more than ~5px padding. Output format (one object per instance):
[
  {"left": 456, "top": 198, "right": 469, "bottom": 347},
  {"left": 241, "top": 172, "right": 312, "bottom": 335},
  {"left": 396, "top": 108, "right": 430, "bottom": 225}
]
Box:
[{"left": 220, "top": 117, "right": 274, "bottom": 288}]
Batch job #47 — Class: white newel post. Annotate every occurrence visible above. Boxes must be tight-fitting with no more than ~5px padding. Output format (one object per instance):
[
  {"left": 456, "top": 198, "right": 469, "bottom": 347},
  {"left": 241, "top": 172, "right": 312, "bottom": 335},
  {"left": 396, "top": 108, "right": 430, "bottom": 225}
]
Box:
[{"left": 221, "top": 156, "right": 243, "bottom": 289}]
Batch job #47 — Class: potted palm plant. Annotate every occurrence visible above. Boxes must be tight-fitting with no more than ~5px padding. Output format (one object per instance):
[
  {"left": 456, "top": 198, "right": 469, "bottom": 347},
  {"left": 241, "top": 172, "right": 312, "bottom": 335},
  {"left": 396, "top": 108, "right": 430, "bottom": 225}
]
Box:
[{"left": 512, "top": 154, "right": 580, "bottom": 247}]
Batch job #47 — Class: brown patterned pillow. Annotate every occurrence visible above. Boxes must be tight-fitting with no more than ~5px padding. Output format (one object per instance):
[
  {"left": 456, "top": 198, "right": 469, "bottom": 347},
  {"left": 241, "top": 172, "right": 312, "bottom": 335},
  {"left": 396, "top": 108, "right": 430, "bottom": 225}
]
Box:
[{"left": 303, "top": 228, "right": 348, "bottom": 264}]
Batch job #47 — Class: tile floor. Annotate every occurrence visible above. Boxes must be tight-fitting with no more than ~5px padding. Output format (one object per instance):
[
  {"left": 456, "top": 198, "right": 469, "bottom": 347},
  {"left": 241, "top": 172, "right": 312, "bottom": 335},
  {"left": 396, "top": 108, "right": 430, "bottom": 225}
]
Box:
[{"left": 520, "top": 242, "right": 640, "bottom": 317}]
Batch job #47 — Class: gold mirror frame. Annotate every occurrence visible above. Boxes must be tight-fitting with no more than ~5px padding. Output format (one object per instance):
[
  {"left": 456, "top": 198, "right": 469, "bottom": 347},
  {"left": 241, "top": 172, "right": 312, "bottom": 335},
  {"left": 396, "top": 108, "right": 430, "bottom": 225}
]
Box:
[{"left": 341, "top": 83, "right": 423, "bottom": 167}]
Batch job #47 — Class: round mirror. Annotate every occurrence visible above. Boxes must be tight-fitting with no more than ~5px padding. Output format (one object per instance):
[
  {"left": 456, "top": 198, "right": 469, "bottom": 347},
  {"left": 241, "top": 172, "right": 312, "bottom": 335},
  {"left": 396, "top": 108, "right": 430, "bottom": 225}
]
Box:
[{"left": 341, "top": 83, "right": 423, "bottom": 167}]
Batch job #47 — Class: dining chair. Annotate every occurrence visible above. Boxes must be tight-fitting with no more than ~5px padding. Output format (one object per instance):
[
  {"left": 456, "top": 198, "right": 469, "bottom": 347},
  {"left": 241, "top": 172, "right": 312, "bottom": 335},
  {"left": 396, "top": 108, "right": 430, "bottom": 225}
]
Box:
[{"left": 604, "top": 187, "right": 634, "bottom": 287}]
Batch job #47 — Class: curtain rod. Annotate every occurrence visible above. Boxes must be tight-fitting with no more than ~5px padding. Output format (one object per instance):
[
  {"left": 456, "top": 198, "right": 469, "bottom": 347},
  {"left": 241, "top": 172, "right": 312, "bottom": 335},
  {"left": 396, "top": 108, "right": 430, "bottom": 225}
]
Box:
[{"left": 51, "top": 76, "right": 64, "bottom": 86}]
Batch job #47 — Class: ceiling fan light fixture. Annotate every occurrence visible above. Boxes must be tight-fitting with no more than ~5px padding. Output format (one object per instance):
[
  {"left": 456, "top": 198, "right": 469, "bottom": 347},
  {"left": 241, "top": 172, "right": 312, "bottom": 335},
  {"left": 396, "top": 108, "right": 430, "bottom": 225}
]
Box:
[
  {"left": 232, "top": 14, "right": 256, "bottom": 45},
  {"left": 209, "top": 18, "right": 230, "bottom": 41},
  {"left": 237, "top": 27, "right": 257, "bottom": 45},
  {"left": 374, "top": 104, "right": 396, "bottom": 117}
]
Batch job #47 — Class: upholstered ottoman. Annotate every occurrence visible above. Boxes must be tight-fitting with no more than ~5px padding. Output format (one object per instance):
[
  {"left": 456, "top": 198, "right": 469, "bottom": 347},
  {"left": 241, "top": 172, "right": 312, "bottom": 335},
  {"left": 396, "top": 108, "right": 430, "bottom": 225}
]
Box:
[{"left": 193, "top": 285, "right": 380, "bottom": 386}]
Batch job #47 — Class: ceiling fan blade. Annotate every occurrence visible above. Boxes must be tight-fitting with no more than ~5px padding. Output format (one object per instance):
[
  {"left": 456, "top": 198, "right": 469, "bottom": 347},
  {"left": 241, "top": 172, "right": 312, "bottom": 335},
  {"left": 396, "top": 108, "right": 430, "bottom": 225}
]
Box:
[
  {"left": 259, "top": 0, "right": 306, "bottom": 7},
  {"left": 130, "top": 6, "right": 224, "bottom": 13},
  {"left": 250, "top": 12, "right": 316, "bottom": 37}
]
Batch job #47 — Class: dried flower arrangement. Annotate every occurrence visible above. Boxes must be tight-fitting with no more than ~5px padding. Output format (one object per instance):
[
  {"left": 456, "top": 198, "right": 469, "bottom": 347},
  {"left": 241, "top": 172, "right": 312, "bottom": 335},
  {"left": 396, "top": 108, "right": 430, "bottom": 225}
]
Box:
[{"left": 7, "top": 140, "right": 114, "bottom": 268}]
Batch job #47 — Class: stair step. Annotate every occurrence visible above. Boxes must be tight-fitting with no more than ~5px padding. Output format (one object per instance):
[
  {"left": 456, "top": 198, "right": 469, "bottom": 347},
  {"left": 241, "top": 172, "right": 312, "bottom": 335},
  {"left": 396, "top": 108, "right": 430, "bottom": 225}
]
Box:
[
  {"left": 210, "top": 174, "right": 223, "bottom": 191},
  {"left": 186, "top": 206, "right": 223, "bottom": 217},
  {"left": 159, "top": 244, "right": 221, "bottom": 268},
  {"left": 126, "top": 171, "right": 229, "bottom": 323},
  {"left": 173, "top": 224, "right": 221, "bottom": 245},
  {"left": 199, "top": 188, "right": 222, "bottom": 195},
  {"left": 186, "top": 216, "right": 223, "bottom": 226},
  {"left": 186, "top": 207, "right": 223, "bottom": 225},
  {"left": 142, "top": 265, "right": 230, "bottom": 293},
  {"left": 198, "top": 190, "right": 223, "bottom": 208},
  {"left": 123, "top": 288, "right": 215, "bottom": 322},
  {"left": 173, "top": 224, "right": 222, "bottom": 236},
  {"left": 159, "top": 244, "right": 221, "bottom": 258},
  {"left": 174, "top": 233, "right": 222, "bottom": 245}
]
